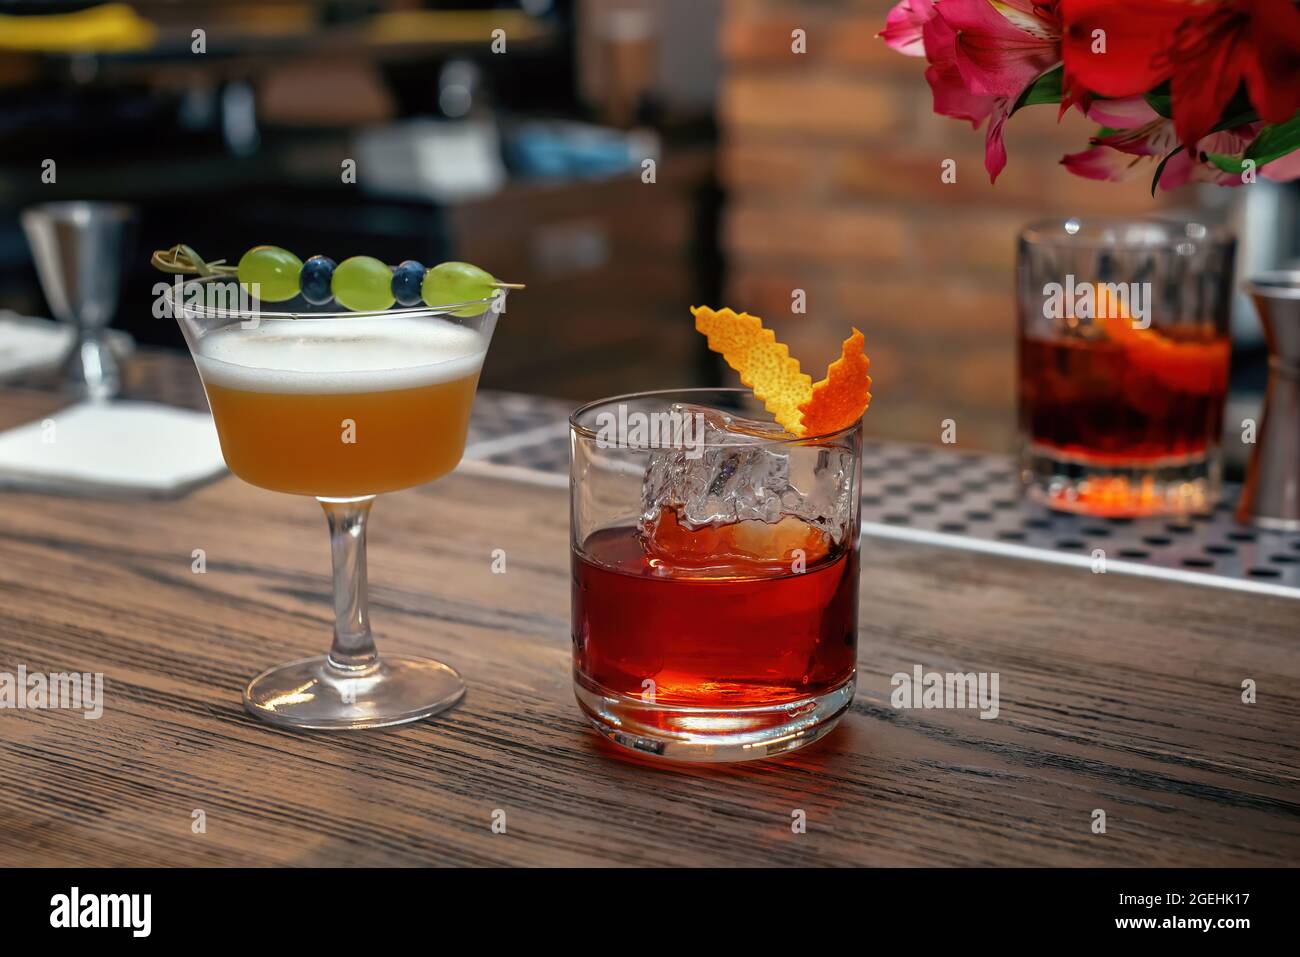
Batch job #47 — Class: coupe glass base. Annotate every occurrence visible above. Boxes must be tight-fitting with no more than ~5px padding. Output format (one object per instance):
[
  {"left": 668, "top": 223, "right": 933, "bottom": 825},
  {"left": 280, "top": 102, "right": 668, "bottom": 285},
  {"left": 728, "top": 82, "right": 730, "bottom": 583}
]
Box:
[
  {"left": 575, "top": 672, "right": 855, "bottom": 763},
  {"left": 243, "top": 654, "right": 465, "bottom": 730}
]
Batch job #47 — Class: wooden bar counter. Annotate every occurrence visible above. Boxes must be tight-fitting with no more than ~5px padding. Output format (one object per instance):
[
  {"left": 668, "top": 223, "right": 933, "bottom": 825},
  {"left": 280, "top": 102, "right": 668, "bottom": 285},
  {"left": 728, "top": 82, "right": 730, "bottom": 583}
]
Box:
[{"left": 0, "top": 356, "right": 1297, "bottom": 867}]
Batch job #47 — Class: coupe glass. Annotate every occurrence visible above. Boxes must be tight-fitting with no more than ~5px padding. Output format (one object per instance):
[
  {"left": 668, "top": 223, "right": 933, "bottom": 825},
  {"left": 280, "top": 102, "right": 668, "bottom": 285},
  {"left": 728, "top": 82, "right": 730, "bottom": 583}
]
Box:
[{"left": 168, "top": 275, "right": 501, "bottom": 729}]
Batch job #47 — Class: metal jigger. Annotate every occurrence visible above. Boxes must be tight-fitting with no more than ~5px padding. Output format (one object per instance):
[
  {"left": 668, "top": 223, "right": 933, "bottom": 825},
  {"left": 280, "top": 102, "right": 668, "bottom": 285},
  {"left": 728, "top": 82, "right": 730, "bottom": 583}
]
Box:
[
  {"left": 1237, "top": 271, "right": 1300, "bottom": 531},
  {"left": 21, "top": 201, "right": 135, "bottom": 400}
]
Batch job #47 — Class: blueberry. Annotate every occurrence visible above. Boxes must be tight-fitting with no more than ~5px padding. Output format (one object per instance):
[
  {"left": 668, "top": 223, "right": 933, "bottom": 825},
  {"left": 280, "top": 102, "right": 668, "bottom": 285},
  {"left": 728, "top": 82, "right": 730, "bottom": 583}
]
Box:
[
  {"left": 391, "top": 260, "right": 426, "bottom": 307},
  {"left": 300, "top": 255, "right": 336, "bottom": 305}
]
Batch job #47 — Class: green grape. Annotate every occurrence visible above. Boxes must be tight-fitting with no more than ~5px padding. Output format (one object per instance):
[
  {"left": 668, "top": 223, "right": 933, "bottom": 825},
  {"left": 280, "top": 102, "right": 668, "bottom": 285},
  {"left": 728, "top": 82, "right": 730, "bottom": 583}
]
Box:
[
  {"left": 237, "top": 246, "right": 303, "bottom": 302},
  {"left": 422, "top": 261, "right": 497, "bottom": 317},
  {"left": 331, "top": 256, "right": 395, "bottom": 312}
]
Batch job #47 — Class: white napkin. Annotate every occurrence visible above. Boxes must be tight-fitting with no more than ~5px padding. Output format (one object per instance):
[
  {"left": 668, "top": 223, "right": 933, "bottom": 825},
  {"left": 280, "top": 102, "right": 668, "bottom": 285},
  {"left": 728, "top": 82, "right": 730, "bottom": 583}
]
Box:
[
  {"left": 0, "top": 312, "right": 133, "bottom": 381},
  {"left": 0, "top": 401, "right": 226, "bottom": 497}
]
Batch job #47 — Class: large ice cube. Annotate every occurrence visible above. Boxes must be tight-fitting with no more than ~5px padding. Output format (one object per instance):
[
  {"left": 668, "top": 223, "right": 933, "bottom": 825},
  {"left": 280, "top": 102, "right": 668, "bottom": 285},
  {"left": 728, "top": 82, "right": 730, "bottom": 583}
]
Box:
[{"left": 640, "top": 403, "right": 855, "bottom": 545}]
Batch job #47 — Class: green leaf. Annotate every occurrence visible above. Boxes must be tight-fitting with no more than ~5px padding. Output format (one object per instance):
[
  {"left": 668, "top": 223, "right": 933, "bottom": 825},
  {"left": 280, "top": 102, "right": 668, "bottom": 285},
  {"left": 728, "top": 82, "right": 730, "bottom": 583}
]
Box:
[
  {"left": 1144, "top": 83, "right": 1253, "bottom": 129},
  {"left": 1212, "top": 109, "right": 1259, "bottom": 133},
  {"left": 1150, "top": 146, "right": 1184, "bottom": 196},
  {"left": 1244, "top": 112, "right": 1300, "bottom": 165},
  {"left": 1204, "top": 152, "right": 1245, "bottom": 175},
  {"left": 1144, "top": 87, "right": 1173, "bottom": 119},
  {"left": 1011, "top": 65, "right": 1063, "bottom": 115}
]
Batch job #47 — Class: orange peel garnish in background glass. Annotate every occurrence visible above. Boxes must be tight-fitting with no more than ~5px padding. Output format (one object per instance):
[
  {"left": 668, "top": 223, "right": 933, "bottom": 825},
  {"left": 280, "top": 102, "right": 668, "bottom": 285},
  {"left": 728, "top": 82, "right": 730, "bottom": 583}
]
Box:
[
  {"left": 1094, "top": 288, "right": 1230, "bottom": 395},
  {"left": 691, "top": 306, "right": 872, "bottom": 436}
]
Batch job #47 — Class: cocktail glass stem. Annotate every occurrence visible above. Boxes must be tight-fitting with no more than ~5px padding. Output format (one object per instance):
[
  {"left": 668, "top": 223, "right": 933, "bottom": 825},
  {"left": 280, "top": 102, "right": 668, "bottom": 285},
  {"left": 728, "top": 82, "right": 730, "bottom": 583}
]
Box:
[
  {"left": 320, "top": 496, "right": 379, "bottom": 672},
  {"left": 242, "top": 491, "right": 465, "bottom": 729}
]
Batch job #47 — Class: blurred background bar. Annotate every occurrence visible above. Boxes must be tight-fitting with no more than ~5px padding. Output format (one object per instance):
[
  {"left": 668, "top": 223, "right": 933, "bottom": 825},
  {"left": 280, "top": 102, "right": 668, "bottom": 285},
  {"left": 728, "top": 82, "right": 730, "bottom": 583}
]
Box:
[
  {"left": 1, "top": 0, "right": 1296, "bottom": 455},
  {"left": 0, "top": 0, "right": 723, "bottom": 401}
]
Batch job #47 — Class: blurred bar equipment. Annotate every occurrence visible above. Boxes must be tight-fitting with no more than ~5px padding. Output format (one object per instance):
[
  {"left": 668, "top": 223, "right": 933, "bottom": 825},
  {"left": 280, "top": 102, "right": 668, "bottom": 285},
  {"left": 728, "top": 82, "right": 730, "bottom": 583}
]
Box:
[
  {"left": 1237, "top": 272, "right": 1300, "bottom": 531},
  {"left": 20, "top": 201, "right": 134, "bottom": 400},
  {"left": 580, "top": 1, "right": 659, "bottom": 128}
]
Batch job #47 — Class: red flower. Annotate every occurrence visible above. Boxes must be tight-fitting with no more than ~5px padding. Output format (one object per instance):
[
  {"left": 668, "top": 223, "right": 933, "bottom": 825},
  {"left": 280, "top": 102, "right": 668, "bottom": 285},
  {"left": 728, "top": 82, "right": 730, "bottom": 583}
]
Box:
[
  {"left": 1059, "top": 0, "right": 1183, "bottom": 96},
  {"left": 1061, "top": 0, "right": 1300, "bottom": 148}
]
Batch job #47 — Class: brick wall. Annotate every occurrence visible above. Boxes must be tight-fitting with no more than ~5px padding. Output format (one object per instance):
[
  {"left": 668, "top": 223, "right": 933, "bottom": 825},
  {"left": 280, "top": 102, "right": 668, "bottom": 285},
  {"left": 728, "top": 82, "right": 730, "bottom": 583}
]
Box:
[{"left": 718, "top": 0, "right": 1169, "bottom": 450}]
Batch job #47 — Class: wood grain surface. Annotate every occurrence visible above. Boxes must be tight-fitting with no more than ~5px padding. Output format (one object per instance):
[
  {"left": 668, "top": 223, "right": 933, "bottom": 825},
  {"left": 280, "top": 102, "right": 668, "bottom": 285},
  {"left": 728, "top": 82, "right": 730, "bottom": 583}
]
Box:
[{"left": 0, "top": 362, "right": 1298, "bottom": 867}]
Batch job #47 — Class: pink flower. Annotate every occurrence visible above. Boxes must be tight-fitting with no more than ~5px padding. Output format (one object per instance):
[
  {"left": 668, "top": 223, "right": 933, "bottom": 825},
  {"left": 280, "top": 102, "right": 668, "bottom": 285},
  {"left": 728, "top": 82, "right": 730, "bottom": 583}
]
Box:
[
  {"left": 921, "top": 4, "right": 1015, "bottom": 181},
  {"left": 880, "top": 0, "right": 935, "bottom": 57},
  {"left": 944, "top": 0, "right": 1061, "bottom": 99},
  {"left": 885, "top": 0, "right": 1064, "bottom": 181},
  {"left": 1060, "top": 97, "right": 1297, "bottom": 189},
  {"left": 1260, "top": 150, "right": 1300, "bottom": 182}
]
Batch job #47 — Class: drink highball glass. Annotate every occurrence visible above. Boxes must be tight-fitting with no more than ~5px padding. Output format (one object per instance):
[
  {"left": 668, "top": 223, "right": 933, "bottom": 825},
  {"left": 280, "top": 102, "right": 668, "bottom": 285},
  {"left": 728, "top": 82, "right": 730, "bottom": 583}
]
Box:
[
  {"left": 570, "top": 388, "right": 862, "bottom": 762},
  {"left": 1017, "top": 218, "right": 1235, "bottom": 516}
]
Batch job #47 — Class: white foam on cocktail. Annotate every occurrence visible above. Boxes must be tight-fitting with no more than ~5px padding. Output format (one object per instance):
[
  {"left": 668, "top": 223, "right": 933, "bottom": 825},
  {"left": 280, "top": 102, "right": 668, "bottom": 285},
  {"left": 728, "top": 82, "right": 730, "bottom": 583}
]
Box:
[{"left": 195, "top": 316, "right": 486, "bottom": 393}]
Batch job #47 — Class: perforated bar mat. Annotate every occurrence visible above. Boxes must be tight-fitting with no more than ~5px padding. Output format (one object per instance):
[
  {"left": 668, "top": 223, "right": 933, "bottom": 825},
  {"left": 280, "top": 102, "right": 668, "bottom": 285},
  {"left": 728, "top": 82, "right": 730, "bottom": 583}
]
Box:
[
  {"left": 463, "top": 406, "right": 1300, "bottom": 600},
  {"left": 858, "top": 440, "right": 1300, "bottom": 599}
]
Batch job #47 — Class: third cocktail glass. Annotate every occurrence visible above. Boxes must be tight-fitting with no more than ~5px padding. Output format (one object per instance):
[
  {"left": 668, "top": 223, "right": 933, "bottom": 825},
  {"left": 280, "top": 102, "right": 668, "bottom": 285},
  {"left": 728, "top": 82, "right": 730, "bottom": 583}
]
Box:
[{"left": 1017, "top": 218, "right": 1234, "bottom": 516}]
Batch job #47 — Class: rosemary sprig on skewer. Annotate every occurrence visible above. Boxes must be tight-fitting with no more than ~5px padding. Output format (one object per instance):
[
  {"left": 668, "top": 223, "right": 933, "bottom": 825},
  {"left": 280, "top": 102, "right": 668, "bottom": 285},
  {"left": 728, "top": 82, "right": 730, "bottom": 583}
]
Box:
[{"left": 150, "top": 244, "right": 237, "bottom": 277}]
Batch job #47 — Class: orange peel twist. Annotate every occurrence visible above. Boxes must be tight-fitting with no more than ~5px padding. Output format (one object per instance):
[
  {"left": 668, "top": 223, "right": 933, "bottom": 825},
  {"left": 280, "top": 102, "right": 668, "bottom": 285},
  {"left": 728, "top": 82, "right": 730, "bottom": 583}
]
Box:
[
  {"left": 799, "top": 327, "right": 873, "bottom": 436},
  {"left": 1095, "top": 288, "right": 1228, "bottom": 395},
  {"left": 692, "top": 305, "right": 871, "bottom": 436}
]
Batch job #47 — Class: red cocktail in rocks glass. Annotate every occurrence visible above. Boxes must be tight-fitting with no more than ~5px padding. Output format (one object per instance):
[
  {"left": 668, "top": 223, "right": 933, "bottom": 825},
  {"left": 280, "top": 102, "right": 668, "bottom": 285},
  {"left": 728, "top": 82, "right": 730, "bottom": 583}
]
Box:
[
  {"left": 570, "top": 388, "right": 862, "bottom": 762},
  {"left": 1018, "top": 219, "right": 1234, "bottom": 516}
]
